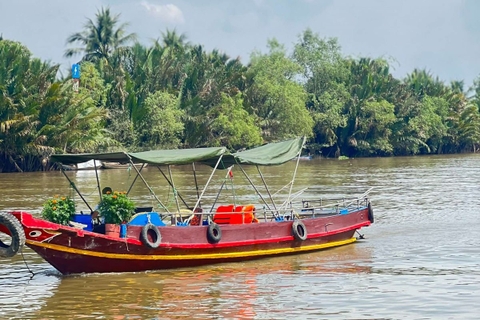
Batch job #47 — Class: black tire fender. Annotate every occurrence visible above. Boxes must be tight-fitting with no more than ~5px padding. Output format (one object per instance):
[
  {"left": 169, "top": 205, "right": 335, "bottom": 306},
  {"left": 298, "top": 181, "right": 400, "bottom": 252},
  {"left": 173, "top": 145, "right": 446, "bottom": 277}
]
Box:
[
  {"left": 0, "top": 212, "right": 26, "bottom": 258},
  {"left": 367, "top": 202, "right": 374, "bottom": 224},
  {"left": 140, "top": 223, "right": 161, "bottom": 249},
  {"left": 207, "top": 223, "right": 222, "bottom": 244},
  {"left": 292, "top": 220, "right": 307, "bottom": 241}
]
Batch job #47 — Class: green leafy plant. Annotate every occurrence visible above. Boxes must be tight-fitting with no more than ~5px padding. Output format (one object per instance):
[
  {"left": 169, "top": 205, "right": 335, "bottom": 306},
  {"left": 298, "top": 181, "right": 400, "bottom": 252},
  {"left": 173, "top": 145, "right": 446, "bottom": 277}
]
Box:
[
  {"left": 41, "top": 196, "right": 76, "bottom": 225},
  {"left": 98, "top": 191, "right": 135, "bottom": 224}
]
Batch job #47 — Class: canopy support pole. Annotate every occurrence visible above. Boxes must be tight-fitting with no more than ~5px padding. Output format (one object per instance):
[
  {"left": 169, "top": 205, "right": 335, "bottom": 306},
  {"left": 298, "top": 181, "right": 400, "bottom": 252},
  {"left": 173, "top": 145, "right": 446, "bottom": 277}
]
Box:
[
  {"left": 237, "top": 164, "right": 276, "bottom": 217},
  {"left": 156, "top": 167, "right": 190, "bottom": 209},
  {"left": 287, "top": 137, "right": 306, "bottom": 207},
  {"left": 126, "top": 163, "right": 145, "bottom": 196},
  {"left": 209, "top": 166, "right": 234, "bottom": 213},
  {"left": 168, "top": 165, "right": 182, "bottom": 223},
  {"left": 192, "top": 163, "right": 201, "bottom": 208},
  {"left": 60, "top": 168, "right": 93, "bottom": 213},
  {"left": 187, "top": 155, "right": 224, "bottom": 223},
  {"left": 126, "top": 156, "right": 169, "bottom": 213},
  {"left": 93, "top": 160, "right": 102, "bottom": 201},
  {"left": 190, "top": 162, "right": 205, "bottom": 225},
  {"left": 256, "top": 165, "right": 278, "bottom": 212}
]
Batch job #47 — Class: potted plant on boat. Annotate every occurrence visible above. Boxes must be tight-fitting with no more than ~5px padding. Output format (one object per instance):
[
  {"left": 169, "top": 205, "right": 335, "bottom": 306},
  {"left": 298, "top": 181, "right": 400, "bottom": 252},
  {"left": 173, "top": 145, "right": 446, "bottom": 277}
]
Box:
[
  {"left": 98, "top": 191, "right": 135, "bottom": 237},
  {"left": 41, "top": 196, "right": 76, "bottom": 225}
]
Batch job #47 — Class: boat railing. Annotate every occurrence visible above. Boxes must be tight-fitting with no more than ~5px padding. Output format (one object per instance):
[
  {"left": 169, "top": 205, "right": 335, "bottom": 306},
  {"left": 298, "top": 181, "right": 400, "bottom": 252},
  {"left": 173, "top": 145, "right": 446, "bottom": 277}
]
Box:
[
  {"left": 246, "top": 197, "right": 369, "bottom": 222},
  {"left": 131, "top": 188, "right": 373, "bottom": 225},
  {"left": 163, "top": 195, "right": 370, "bottom": 224},
  {"left": 298, "top": 196, "right": 369, "bottom": 212}
]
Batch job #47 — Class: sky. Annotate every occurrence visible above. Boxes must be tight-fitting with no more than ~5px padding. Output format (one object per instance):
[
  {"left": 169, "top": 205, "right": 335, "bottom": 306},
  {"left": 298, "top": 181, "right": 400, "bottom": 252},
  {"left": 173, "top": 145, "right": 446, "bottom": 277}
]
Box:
[{"left": 1, "top": 0, "right": 480, "bottom": 87}]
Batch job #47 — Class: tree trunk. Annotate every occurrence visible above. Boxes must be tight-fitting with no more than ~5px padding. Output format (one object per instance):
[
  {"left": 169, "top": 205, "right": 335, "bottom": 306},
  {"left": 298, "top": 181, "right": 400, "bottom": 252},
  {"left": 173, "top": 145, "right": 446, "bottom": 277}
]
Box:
[{"left": 9, "top": 155, "right": 23, "bottom": 172}]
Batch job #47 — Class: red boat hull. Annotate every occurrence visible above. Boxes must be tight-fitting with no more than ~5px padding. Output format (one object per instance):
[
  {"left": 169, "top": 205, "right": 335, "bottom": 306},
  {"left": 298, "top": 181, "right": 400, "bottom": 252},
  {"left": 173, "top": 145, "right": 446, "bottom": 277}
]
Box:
[{"left": 6, "top": 209, "right": 371, "bottom": 275}]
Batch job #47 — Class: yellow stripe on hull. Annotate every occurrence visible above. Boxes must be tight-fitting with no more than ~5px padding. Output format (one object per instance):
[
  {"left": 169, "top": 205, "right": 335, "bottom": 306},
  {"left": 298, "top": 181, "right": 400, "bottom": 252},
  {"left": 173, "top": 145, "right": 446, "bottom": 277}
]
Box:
[{"left": 27, "top": 237, "right": 356, "bottom": 261}]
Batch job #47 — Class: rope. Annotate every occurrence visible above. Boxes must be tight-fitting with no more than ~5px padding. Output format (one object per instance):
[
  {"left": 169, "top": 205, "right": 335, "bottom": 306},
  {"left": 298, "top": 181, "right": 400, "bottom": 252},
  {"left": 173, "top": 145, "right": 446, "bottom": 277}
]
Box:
[
  {"left": 20, "top": 247, "right": 35, "bottom": 278},
  {"left": 355, "top": 230, "right": 365, "bottom": 239},
  {"left": 173, "top": 188, "right": 178, "bottom": 199},
  {"left": 163, "top": 185, "right": 176, "bottom": 208},
  {"left": 221, "top": 159, "right": 235, "bottom": 202}
]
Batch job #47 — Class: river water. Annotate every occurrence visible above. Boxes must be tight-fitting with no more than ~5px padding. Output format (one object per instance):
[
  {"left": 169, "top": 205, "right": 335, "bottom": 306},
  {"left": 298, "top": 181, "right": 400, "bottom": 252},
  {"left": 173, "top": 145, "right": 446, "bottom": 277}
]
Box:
[{"left": 1, "top": 154, "right": 479, "bottom": 319}]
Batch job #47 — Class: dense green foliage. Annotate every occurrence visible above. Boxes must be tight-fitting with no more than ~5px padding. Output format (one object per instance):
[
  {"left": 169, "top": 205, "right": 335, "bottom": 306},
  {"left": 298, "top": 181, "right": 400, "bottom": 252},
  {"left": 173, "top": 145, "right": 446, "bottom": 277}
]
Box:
[
  {"left": 2, "top": 8, "right": 480, "bottom": 172},
  {"left": 98, "top": 191, "right": 135, "bottom": 224},
  {"left": 41, "top": 196, "right": 76, "bottom": 225}
]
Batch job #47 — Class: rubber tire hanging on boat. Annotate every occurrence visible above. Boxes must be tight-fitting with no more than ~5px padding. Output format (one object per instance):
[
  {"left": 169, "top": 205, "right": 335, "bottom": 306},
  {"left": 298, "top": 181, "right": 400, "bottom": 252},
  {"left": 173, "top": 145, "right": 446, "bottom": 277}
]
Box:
[
  {"left": 367, "top": 202, "right": 374, "bottom": 224},
  {"left": 140, "top": 223, "right": 162, "bottom": 249},
  {"left": 0, "top": 212, "right": 26, "bottom": 258},
  {"left": 207, "top": 223, "right": 222, "bottom": 244},
  {"left": 292, "top": 220, "right": 307, "bottom": 241}
]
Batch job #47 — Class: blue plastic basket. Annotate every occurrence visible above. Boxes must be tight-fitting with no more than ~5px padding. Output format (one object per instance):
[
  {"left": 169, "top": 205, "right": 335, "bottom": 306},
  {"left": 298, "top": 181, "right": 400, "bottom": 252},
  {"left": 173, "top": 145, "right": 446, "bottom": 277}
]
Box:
[{"left": 71, "top": 214, "right": 93, "bottom": 231}]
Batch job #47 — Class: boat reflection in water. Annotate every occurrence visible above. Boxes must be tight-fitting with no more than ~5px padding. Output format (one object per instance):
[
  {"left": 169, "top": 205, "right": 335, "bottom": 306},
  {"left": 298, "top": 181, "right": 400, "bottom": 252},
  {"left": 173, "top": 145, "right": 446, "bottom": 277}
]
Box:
[{"left": 32, "top": 244, "right": 372, "bottom": 319}]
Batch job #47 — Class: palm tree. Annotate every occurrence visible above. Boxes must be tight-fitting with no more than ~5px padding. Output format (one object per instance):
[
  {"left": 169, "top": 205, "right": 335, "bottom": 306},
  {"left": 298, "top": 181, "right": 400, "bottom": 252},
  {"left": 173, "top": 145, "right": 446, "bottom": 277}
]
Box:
[
  {"left": 336, "top": 58, "right": 395, "bottom": 156},
  {"left": 161, "top": 29, "right": 189, "bottom": 50},
  {"left": 0, "top": 40, "right": 62, "bottom": 171},
  {"left": 404, "top": 69, "right": 446, "bottom": 99},
  {"left": 64, "top": 7, "right": 136, "bottom": 63}
]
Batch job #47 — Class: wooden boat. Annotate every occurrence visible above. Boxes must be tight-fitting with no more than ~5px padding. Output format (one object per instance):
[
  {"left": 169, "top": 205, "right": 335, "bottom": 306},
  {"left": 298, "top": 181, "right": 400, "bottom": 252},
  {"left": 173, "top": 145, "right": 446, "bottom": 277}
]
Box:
[
  {"left": 61, "top": 159, "right": 101, "bottom": 171},
  {"left": 0, "top": 138, "right": 374, "bottom": 275},
  {"left": 293, "top": 155, "right": 313, "bottom": 160}
]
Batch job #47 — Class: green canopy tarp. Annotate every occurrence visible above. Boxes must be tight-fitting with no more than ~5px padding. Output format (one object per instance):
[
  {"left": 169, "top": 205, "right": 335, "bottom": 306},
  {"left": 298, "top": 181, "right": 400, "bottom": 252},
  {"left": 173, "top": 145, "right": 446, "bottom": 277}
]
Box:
[
  {"left": 233, "top": 137, "right": 305, "bottom": 166},
  {"left": 50, "top": 152, "right": 130, "bottom": 165},
  {"left": 49, "top": 137, "right": 305, "bottom": 167},
  {"left": 200, "top": 137, "right": 305, "bottom": 168},
  {"left": 130, "top": 147, "right": 227, "bottom": 165},
  {"left": 50, "top": 147, "right": 227, "bottom": 166}
]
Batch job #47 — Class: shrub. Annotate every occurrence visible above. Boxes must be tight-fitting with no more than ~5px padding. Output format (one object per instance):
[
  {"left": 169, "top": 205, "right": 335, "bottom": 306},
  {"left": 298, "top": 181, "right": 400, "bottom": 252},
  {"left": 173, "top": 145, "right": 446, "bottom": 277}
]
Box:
[
  {"left": 98, "top": 191, "right": 135, "bottom": 224},
  {"left": 41, "top": 196, "right": 76, "bottom": 225}
]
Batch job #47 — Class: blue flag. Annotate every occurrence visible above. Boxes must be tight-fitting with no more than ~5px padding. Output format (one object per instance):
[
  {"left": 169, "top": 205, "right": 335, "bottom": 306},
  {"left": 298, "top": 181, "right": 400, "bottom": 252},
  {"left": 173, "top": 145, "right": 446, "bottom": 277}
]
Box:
[{"left": 72, "top": 64, "right": 81, "bottom": 79}]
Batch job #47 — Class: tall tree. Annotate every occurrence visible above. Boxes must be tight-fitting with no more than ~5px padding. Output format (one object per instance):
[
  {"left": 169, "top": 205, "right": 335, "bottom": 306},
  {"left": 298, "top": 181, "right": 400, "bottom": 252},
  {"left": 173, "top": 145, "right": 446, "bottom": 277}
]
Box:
[
  {"left": 179, "top": 45, "right": 248, "bottom": 146},
  {"left": 64, "top": 7, "right": 136, "bottom": 63},
  {"left": 0, "top": 40, "right": 59, "bottom": 171},
  {"left": 340, "top": 58, "right": 395, "bottom": 156},
  {"left": 161, "top": 29, "right": 190, "bottom": 50},
  {"left": 246, "top": 39, "right": 313, "bottom": 141},
  {"left": 404, "top": 69, "right": 446, "bottom": 99},
  {"left": 207, "top": 94, "right": 262, "bottom": 149},
  {"left": 134, "top": 91, "right": 184, "bottom": 149},
  {"left": 38, "top": 64, "right": 114, "bottom": 154},
  {"left": 293, "top": 29, "right": 350, "bottom": 156}
]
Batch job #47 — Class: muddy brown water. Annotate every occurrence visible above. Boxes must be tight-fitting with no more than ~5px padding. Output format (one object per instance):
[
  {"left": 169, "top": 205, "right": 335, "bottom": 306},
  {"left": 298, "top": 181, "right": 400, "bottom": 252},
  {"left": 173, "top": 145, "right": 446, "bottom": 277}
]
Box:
[{"left": 1, "top": 155, "right": 479, "bottom": 319}]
